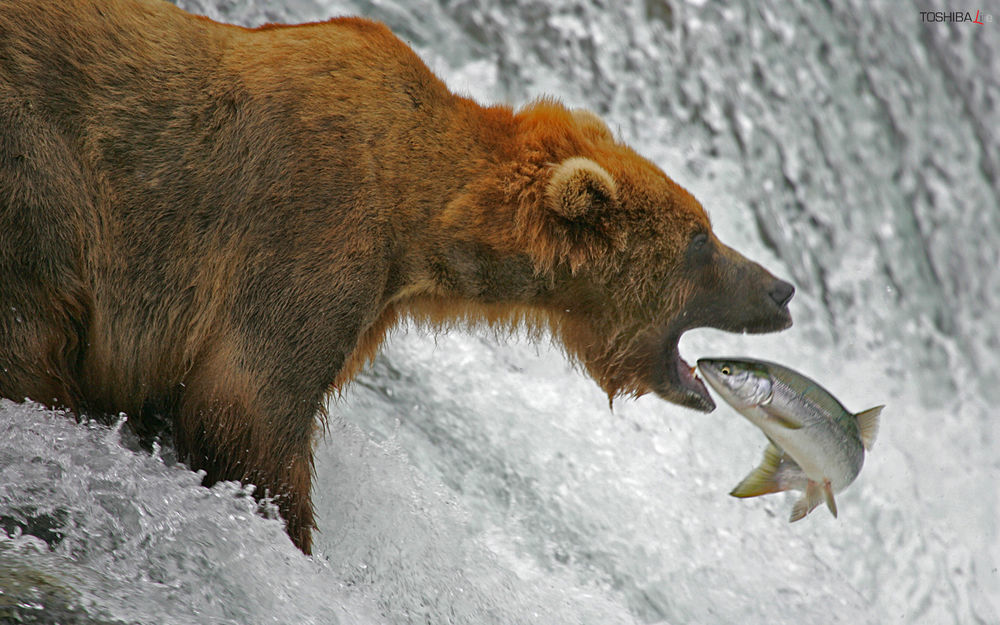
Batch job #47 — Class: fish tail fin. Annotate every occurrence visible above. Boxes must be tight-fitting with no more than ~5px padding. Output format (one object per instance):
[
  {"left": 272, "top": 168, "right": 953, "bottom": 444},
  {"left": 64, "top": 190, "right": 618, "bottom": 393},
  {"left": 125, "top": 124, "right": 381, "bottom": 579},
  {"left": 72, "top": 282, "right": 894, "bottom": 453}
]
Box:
[
  {"left": 730, "top": 443, "right": 786, "bottom": 498},
  {"left": 789, "top": 481, "right": 824, "bottom": 522},
  {"left": 856, "top": 405, "right": 884, "bottom": 451}
]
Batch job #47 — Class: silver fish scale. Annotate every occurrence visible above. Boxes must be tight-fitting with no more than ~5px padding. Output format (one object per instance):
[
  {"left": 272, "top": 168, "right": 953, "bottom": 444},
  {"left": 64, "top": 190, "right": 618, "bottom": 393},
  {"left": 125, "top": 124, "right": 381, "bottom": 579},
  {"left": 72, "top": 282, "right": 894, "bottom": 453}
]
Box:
[
  {"left": 766, "top": 366, "right": 862, "bottom": 442},
  {"left": 697, "top": 357, "right": 870, "bottom": 494},
  {"left": 756, "top": 374, "right": 864, "bottom": 492}
]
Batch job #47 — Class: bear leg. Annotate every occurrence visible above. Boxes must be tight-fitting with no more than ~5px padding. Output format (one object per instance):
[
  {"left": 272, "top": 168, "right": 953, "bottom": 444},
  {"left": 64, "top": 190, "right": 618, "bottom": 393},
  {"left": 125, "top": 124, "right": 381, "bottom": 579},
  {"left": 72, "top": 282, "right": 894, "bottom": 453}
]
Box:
[
  {"left": 175, "top": 395, "right": 319, "bottom": 554},
  {"left": 0, "top": 293, "right": 88, "bottom": 412},
  {"left": 0, "top": 99, "right": 92, "bottom": 412},
  {"left": 174, "top": 345, "right": 319, "bottom": 554}
]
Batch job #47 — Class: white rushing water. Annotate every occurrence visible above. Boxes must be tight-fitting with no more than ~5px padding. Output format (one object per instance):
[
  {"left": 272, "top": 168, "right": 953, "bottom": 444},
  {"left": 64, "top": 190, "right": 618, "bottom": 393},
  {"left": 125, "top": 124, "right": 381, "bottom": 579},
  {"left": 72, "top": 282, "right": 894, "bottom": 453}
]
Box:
[{"left": 1, "top": 1, "right": 997, "bottom": 623}]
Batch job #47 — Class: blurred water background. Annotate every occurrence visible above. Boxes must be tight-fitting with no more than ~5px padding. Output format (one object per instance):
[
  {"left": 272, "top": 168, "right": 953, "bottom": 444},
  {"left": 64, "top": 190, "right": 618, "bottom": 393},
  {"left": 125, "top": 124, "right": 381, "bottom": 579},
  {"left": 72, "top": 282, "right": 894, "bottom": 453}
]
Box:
[{"left": 2, "top": 1, "right": 997, "bottom": 623}]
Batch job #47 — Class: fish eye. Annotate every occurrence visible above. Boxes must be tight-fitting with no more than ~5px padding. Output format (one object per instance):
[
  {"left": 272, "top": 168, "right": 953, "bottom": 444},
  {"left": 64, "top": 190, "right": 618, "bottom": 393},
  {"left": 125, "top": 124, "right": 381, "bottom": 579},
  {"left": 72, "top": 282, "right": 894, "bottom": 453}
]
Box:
[{"left": 721, "top": 366, "right": 731, "bottom": 375}]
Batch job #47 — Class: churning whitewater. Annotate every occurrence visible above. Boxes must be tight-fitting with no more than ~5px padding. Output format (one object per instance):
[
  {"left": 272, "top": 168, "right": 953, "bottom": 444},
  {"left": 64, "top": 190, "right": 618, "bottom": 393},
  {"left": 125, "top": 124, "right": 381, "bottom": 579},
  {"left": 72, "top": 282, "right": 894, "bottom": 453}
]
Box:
[{"left": 1, "top": 1, "right": 997, "bottom": 624}]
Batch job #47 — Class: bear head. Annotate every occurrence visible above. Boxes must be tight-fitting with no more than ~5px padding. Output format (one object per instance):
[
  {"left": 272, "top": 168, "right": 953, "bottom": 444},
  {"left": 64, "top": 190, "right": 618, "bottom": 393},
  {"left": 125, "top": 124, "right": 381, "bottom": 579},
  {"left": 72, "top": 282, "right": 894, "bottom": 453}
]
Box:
[
  {"left": 515, "top": 104, "right": 792, "bottom": 412},
  {"left": 425, "top": 101, "right": 793, "bottom": 412}
]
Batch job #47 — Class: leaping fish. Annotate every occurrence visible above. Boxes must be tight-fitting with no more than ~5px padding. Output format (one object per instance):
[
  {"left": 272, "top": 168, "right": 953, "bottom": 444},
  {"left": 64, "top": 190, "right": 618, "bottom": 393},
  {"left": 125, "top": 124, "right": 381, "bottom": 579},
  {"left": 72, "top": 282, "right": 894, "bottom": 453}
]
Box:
[{"left": 696, "top": 358, "right": 883, "bottom": 522}]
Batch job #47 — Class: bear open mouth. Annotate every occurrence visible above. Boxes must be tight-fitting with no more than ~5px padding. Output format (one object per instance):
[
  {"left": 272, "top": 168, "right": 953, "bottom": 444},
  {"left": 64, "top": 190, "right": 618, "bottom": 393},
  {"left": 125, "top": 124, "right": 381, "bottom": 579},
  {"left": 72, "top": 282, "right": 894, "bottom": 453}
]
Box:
[
  {"left": 664, "top": 341, "right": 715, "bottom": 413},
  {"left": 641, "top": 326, "right": 715, "bottom": 413}
]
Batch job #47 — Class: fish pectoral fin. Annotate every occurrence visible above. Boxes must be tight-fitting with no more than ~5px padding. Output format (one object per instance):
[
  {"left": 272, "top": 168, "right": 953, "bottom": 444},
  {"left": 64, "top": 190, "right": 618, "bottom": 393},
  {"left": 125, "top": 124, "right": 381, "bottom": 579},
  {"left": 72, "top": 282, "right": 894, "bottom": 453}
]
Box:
[
  {"left": 771, "top": 415, "right": 804, "bottom": 430},
  {"left": 856, "top": 405, "right": 884, "bottom": 451},
  {"left": 730, "top": 443, "right": 786, "bottom": 498},
  {"left": 822, "top": 480, "right": 838, "bottom": 518},
  {"left": 789, "top": 481, "right": 824, "bottom": 522},
  {"left": 760, "top": 405, "right": 805, "bottom": 430}
]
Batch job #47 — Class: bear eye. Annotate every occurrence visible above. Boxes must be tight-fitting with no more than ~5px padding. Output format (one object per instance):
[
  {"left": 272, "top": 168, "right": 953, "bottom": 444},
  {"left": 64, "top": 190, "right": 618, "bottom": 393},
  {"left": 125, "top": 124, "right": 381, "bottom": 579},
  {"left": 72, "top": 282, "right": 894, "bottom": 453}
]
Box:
[{"left": 691, "top": 232, "right": 708, "bottom": 250}]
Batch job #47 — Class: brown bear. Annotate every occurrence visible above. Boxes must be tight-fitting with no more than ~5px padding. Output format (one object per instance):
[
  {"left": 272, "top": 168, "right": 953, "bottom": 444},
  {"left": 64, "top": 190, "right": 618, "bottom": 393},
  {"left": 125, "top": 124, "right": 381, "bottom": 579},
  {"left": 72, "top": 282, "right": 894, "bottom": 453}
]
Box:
[{"left": 0, "top": 0, "right": 793, "bottom": 554}]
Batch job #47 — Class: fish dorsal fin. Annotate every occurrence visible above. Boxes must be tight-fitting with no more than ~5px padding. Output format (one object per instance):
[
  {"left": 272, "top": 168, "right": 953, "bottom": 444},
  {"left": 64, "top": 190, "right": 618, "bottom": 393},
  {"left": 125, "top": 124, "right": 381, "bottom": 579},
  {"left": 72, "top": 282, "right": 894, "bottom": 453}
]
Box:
[
  {"left": 789, "top": 481, "right": 824, "bottom": 522},
  {"left": 730, "top": 443, "right": 786, "bottom": 498},
  {"left": 856, "top": 405, "right": 884, "bottom": 451}
]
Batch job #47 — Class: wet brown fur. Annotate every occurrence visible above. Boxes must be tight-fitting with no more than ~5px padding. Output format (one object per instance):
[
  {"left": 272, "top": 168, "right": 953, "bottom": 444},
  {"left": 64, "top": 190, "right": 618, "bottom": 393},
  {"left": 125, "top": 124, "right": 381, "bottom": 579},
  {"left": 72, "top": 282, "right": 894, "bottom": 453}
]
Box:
[{"left": 0, "top": 0, "right": 792, "bottom": 553}]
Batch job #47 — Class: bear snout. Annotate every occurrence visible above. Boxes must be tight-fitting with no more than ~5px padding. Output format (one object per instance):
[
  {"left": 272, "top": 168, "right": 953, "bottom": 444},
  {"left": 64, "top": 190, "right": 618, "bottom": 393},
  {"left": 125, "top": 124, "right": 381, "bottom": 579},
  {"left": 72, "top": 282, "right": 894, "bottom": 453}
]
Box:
[{"left": 769, "top": 279, "right": 795, "bottom": 309}]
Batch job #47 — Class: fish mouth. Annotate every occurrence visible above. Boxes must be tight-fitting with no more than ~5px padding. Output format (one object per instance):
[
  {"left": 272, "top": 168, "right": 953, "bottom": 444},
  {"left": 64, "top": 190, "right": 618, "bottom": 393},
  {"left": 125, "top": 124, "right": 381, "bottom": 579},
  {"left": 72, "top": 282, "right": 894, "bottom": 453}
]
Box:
[{"left": 649, "top": 331, "right": 715, "bottom": 413}]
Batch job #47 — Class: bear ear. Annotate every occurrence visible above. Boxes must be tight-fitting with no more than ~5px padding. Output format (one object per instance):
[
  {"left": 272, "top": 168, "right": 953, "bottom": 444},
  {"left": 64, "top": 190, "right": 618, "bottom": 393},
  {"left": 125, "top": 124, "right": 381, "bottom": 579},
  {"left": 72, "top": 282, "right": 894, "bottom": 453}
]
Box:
[
  {"left": 571, "top": 109, "right": 615, "bottom": 142},
  {"left": 530, "top": 157, "right": 623, "bottom": 274},
  {"left": 545, "top": 157, "right": 618, "bottom": 222}
]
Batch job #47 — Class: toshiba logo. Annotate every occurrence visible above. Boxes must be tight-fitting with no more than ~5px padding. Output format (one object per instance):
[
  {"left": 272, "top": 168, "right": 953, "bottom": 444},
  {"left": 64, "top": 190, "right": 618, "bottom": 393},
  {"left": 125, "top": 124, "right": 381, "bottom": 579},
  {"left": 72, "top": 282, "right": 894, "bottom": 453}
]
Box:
[{"left": 919, "top": 10, "right": 991, "bottom": 23}]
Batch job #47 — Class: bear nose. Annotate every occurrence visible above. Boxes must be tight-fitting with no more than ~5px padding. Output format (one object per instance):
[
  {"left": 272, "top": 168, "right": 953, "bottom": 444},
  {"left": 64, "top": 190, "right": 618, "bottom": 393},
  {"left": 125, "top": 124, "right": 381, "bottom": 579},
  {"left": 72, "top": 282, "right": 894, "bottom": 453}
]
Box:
[{"left": 769, "top": 280, "right": 795, "bottom": 308}]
